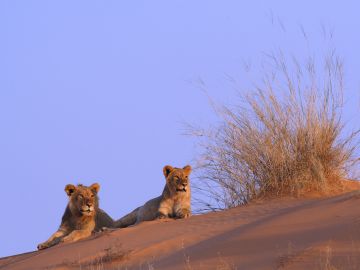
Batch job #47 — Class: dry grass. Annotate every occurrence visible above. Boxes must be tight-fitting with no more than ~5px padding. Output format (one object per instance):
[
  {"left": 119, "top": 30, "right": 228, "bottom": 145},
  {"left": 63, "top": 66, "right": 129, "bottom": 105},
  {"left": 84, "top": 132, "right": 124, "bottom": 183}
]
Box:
[
  {"left": 319, "top": 245, "right": 336, "bottom": 270},
  {"left": 43, "top": 242, "right": 130, "bottom": 270},
  {"left": 181, "top": 252, "right": 237, "bottom": 270},
  {"left": 191, "top": 51, "right": 359, "bottom": 211},
  {"left": 318, "top": 242, "right": 360, "bottom": 270}
]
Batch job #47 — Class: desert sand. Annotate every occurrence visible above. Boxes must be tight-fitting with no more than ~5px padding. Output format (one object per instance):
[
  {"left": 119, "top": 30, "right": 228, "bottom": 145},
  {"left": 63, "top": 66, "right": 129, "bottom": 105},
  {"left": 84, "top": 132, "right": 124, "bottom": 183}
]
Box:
[{"left": 1, "top": 186, "right": 360, "bottom": 270}]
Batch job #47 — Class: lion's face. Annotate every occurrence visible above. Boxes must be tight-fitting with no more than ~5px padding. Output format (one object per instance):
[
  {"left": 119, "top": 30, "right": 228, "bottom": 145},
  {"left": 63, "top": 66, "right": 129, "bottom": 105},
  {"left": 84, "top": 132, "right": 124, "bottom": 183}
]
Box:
[
  {"left": 65, "top": 183, "right": 100, "bottom": 217},
  {"left": 163, "top": 165, "right": 192, "bottom": 194}
]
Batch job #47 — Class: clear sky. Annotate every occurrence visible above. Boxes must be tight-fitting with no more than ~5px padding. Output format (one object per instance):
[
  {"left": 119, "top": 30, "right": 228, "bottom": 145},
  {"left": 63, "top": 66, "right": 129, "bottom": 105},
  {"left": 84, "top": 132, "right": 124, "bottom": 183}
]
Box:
[{"left": 1, "top": 1, "right": 359, "bottom": 257}]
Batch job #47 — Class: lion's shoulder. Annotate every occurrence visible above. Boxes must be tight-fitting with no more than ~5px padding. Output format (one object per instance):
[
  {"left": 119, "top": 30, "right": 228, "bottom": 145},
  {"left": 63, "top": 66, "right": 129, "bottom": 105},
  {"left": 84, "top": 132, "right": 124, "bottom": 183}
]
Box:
[{"left": 95, "top": 209, "right": 115, "bottom": 230}]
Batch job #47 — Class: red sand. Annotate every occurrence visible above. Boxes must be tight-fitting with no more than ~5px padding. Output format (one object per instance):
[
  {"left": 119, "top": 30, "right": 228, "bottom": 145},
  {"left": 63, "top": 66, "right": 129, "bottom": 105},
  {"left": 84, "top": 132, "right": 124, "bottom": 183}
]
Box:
[{"left": 2, "top": 187, "right": 360, "bottom": 269}]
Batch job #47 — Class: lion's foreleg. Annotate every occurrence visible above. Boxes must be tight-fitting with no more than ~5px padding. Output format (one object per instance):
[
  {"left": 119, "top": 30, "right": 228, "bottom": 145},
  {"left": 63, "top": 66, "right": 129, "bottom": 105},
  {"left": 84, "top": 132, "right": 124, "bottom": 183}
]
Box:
[
  {"left": 174, "top": 201, "right": 191, "bottom": 219},
  {"left": 157, "top": 200, "right": 172, "bottom": 219},
  {"left": 60, "top": 230, "right": 92, "bottom": 243},
  {"left": 175, "top": 208, "right": 191, "bottom": 219},
  {"left": 37, "top": 229, "right": 67, "bottom": 250}
]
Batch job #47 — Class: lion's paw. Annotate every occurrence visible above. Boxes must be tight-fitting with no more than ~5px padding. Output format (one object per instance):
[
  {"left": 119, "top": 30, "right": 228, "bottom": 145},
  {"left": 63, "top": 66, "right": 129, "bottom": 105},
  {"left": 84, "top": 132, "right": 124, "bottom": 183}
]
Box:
[{"left": 37, "top": 242, "right": 49, "bottom": 250}]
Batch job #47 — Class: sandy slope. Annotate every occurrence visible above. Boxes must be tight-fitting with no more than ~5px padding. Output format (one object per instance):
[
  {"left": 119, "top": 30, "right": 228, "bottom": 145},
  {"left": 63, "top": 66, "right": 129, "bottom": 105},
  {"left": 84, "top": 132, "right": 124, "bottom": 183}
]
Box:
[{"left": 2, "top": 189, "right": 360, "bottom": 270}]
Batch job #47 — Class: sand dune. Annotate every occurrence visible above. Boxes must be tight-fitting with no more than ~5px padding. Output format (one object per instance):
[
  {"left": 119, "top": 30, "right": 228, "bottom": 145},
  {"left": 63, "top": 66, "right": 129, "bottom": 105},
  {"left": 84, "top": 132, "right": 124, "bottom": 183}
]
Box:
[{"left": 2, "top": 189, "right": 360, "bottom": 269}]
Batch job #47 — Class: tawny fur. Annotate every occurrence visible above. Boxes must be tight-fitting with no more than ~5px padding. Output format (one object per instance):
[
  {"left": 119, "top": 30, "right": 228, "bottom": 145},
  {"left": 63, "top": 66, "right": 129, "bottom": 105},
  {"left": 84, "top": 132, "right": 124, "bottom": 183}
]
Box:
[
  {"left": 37, "top": 183, "right": 114, "bottom": 250},
  {"left": 115, "top": 165, "right": 192, "bottom": 228}
]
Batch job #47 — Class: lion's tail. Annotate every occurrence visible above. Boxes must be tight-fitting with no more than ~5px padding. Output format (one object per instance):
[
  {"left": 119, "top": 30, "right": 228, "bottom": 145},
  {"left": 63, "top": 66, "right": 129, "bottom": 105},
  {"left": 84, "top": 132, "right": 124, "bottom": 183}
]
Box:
[{"left": 114, "top": 207, "right": 140, "bottom": 228}]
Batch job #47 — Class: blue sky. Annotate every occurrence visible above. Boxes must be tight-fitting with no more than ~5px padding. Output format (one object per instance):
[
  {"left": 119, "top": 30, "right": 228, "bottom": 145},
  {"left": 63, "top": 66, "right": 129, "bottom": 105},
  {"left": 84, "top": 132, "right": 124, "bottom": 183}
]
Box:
[{"left": 0, "top": 1, "right": 359, "bottom": 257}]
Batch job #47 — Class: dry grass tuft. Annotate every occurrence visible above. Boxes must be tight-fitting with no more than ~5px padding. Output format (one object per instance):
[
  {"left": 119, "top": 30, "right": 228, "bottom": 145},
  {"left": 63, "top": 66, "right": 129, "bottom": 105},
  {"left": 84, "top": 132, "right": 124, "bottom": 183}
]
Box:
[
  {"left": 191, "top": 51, "right": 359, "bottom": 211},
  {"left": 44, "top": 243, "right": 130, "bottom": 270},
  {"left": 318, "top": 243, "right": 360, "bottom": 270}
]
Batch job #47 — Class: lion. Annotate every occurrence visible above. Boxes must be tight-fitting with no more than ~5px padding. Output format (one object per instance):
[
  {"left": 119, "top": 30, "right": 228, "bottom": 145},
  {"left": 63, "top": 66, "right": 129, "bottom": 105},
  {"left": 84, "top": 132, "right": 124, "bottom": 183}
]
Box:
[
  {"left": 37, "top": 183, "right": 114, "bottom": 250},
  {"left": 115, "top": 165, "right": 192, "bottom": 228}
]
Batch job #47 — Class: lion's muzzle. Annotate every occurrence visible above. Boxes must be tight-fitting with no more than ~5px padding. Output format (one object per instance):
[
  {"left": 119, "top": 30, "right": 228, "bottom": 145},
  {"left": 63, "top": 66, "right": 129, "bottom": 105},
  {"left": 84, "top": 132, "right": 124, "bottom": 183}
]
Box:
[
  {"left": 80, "top": 205, "right": 94, "bottom": 215},
  {"left": 176, "top": 184, "right": 188, "bottom": 192}
]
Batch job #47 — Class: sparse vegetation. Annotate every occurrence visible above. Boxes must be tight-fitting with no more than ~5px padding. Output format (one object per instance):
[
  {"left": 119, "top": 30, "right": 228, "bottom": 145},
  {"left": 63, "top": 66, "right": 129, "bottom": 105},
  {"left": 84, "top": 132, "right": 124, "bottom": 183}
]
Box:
[
  {"left": 192, "top": 50, "right": 359, "bottom": 211},
  {"left": 318, "top": 243, "right": 360, "bottom": 270},
  {"left": 44, "top": 242, "right": 130, "bottom": 270}
]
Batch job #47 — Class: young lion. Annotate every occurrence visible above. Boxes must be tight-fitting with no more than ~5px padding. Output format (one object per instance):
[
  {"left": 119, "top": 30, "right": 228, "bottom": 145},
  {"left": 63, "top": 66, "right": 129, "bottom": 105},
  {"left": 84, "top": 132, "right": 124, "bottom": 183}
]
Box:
[
  {"left": 37, "top": 183, "right": 114, "bottom": 250},
  {"left": 115, "top": 165, "right": 192, "bottom": 228}
]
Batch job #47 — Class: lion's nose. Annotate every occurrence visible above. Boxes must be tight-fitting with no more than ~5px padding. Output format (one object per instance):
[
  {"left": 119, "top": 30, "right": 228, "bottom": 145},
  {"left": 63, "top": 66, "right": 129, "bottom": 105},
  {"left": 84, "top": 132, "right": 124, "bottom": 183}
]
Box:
[{"left": 86, "top": 202, "right": 92, "bottom": 207}]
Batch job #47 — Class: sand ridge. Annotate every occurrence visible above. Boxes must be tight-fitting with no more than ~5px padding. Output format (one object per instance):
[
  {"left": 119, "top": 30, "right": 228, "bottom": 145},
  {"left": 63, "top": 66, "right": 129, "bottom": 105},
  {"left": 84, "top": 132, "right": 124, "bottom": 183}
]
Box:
[{"left": 1, "top": 190, "right": 360, "bottom": 269}]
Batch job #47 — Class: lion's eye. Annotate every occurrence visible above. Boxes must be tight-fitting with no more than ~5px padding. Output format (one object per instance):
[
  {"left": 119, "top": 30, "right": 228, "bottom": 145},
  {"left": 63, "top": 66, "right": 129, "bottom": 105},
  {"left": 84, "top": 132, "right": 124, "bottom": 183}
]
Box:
[{"left": 91, "top": 194, "right": 95, "bottom": 198}]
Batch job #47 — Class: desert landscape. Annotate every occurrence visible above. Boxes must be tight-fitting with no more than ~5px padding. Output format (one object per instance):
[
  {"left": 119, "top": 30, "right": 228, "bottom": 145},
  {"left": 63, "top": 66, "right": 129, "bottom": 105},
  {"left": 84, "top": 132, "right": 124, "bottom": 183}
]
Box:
[
  {"left": 2, "top": 2, "right": 359, "bottom": 270},
  {"left": 1, "top": 181, "right": 360, "bottom": 270}
]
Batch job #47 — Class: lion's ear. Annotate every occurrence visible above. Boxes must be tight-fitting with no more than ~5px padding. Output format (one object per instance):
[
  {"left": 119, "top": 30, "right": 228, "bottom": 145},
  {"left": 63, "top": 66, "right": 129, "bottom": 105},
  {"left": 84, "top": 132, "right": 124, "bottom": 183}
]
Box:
[
  {"left": 183, "top": 165, "right": 192, "bottom": 175},
  {"left": 90, "top": 183, "right": 100, "bottom": 194},
  {"left": 65, "top": 184, "right": 76, "bottom": 196},
  {"left": 163, "top": 165, "right": 174, "bottom": 177}
]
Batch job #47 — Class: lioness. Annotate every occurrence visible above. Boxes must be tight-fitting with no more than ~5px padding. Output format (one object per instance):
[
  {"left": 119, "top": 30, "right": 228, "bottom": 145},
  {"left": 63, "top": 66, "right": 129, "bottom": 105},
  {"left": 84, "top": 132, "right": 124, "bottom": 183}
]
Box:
[
  {"left": 115, "top": 165, "right": 192, "bottom": 228},
  {"left": 37, "top": 183, "right": 114, "bottom": 250}
]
